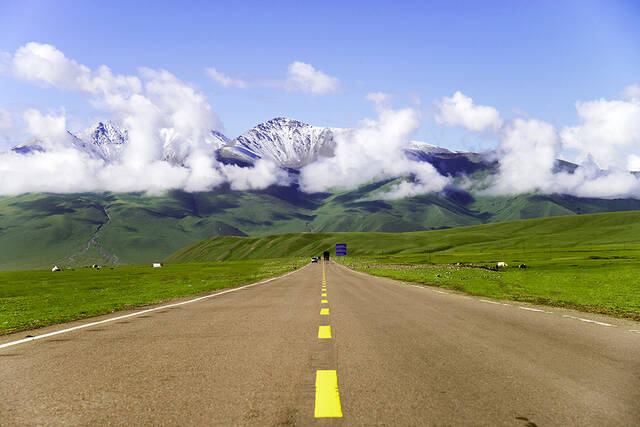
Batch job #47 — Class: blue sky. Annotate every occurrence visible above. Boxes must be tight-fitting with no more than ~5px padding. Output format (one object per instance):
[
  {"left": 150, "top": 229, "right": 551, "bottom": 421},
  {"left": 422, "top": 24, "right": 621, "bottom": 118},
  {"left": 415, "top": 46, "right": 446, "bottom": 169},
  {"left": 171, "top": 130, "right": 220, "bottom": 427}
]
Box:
[{"left": 1, "top": 0, "right": 639, "bottom": 151}]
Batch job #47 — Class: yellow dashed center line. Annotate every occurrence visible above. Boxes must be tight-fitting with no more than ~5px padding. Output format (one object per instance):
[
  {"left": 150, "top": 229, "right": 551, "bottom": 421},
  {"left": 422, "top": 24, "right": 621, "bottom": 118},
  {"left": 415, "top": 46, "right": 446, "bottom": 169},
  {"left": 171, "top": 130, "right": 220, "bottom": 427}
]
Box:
[
  {"left": 314, "top": 261, "right": 342, "bottom": 418},
  {"left": 318, "top": 325, "right": 332, "bottom": 339},
  {"left": 315, "top": 370, "right": 343, "bottom": 417}
]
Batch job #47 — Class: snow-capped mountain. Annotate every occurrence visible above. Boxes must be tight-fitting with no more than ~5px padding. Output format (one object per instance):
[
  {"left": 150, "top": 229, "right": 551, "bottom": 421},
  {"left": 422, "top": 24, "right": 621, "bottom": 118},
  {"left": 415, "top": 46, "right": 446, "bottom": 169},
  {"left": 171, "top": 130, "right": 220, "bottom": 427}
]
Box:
[
  {"left": 406, "top": 141, "right": 453, "bottom": 156},
  {"left": 10, "top": 131, "right": 102, "bottom": 158},
  {"left": 11, "top": 140, "right": 45, "bottom": 154},
  {"left": 218, "top": 117, "right": 337, "bottom": 169},
  {"left": 9, "top": 117, "right": 475, "bottom": 173},
  {"left": 211, "top": 130, "right": 230, "bottom": 147},
  {"left": 77, "top": 121, "right": 128, "bottom": 162}
]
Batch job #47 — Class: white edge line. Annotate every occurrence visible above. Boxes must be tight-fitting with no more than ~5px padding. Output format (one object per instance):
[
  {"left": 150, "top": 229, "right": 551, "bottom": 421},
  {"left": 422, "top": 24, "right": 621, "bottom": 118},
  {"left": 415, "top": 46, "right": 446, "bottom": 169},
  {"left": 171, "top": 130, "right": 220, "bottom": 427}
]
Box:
[
  {"left": 562, "top": 315, "right": 615, "bottom": 327},
  {"left": 519, "top": 306, "right": 553, "bottom": 314},
  {"left": 479, "top": 299, "right": 501, "bottom": 305},
  {"left": 0, "top": 264, "right": 308, "bottom": 351}
]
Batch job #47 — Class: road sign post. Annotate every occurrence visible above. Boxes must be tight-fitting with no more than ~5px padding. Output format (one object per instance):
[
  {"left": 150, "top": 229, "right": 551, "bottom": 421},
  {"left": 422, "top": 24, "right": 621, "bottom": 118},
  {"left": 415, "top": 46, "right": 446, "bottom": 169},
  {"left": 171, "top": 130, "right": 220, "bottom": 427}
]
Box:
[{"left": 335, "top": 244, "right": 347, "bottom": 263}]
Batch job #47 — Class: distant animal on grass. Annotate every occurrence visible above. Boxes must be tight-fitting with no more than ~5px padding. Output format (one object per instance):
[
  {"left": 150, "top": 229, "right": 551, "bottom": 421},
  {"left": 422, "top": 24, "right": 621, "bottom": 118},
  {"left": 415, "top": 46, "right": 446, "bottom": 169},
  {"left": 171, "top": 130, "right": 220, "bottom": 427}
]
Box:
[
  {"left": 519, "top": 264, "right": 527, "bottom": 269},
  {"left": 497, "top": 262, "right": 508, "bottom": 268}
]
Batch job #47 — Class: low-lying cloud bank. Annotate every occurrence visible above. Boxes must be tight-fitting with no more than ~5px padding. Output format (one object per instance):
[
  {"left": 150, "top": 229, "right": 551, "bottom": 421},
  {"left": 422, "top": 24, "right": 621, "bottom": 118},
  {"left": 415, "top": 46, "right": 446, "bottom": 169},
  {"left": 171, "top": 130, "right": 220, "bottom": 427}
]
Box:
[
  {"left": 0, "top": 42, "right": 639, "bottom": 199},
  {"left": 0, "top": 43, "right": 290, "bottom": 195},
  {"left": 436, "top": 89, "right": 640, "bottom": 199}
]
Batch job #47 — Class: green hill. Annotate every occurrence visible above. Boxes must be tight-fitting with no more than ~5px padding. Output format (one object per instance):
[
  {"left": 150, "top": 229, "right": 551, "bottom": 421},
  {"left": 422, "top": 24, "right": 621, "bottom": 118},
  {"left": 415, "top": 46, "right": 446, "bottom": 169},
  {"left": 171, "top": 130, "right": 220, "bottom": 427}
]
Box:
[
  {"left": 165, "top": 210, "right": 640, "bottom": 263},
  {"left": 1, "top": 184, "right": 640, "bottom": 270}
]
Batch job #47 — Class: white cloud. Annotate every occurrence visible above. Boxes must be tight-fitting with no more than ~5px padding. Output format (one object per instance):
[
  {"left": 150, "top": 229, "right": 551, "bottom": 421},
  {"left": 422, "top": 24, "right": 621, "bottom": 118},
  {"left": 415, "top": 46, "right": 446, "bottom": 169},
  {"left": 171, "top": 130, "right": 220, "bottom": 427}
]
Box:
[
  {"left": 222, "top": 159, "right": 291, "bottom": 191},
  {"left": 621, "top": 84, "right": 640, "bottom": 101},
  {"left": 488, "top": 118, "right": 559, "bottom": 194},
  {"left": 436, "top": 91, "right": 503, "bottom": 132},
  {"left": 366, "top": 92, "right": 392, "bottom": 111},
  {"left": 299, "top": 100, "right": 449, "bottom": 198},
  {"left": 560, "top": 97, "right": 640, "bottom": 170},
  {"left": 285, "top": 61, "right": 339, "bottom": 95},
  {"left": 205, "top": 67, "right": 248, "bottom": 89},
  {"left": 0, "top": 42, "right": 290, "bottom": 195},
  {"left": 204, "top": 61, "right": 339, "bottom": 95},
  {"left": 13, "top": 42, "right": 90, "bottom": 89},
  {"left": 22, "top": 108, "right": 68, "bottom": 144}
]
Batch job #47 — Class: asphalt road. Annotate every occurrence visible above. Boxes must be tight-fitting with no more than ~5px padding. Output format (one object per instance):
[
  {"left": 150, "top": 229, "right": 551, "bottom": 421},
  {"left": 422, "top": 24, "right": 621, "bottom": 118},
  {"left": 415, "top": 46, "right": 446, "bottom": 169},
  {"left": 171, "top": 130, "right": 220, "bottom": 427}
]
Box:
[{"left": 1, "top": 261, "right": 639, "bottom": 425}]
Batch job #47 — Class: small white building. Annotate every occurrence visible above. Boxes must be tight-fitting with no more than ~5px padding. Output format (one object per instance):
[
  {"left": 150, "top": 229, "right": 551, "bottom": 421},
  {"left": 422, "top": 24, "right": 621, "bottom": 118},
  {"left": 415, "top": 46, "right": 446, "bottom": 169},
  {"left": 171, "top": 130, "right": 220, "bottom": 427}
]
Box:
[
  {"left": 152, "top": 262, "right": 163, "bottom": 268},
  {"left": 51, "top": 265, "right": 61, "bottom": 272}
]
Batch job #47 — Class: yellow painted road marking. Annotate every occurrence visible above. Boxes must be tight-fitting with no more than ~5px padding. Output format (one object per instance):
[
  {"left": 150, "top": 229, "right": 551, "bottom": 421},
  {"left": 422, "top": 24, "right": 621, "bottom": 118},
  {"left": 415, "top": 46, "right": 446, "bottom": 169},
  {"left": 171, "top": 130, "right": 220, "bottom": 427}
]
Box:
[
  {"left": 320, "top": 308, "right": 329, "bottom": 315},
  {"left": 321, "top": 293, "right": 327, "bottom": 297},
  {"left": 315, "top": 370, "right": 343, "bottom": 417},
  {"left": 318, "top": 325, "right": 332, "bottom": 338},
  {"left": 321, "top": 300, "right": 328, "bottom": 304}
]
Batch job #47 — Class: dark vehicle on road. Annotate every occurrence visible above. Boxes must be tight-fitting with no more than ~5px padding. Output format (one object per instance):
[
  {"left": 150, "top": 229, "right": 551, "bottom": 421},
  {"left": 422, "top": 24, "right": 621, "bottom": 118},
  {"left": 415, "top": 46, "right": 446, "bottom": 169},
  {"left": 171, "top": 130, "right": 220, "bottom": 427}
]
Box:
[{"left": 323, "top": 251, "right": 330, "bottom": 261}]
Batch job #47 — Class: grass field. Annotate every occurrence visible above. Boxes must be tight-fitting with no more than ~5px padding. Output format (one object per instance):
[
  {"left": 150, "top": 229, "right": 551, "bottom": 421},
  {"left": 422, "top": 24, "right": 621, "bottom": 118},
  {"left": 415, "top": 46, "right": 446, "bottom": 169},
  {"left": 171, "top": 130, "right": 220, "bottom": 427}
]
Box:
[
  {"left": 168, "top": 211, "right": 640, "bottom": 320},
  {"left": 344, "top": 248, "right": 640, "bottom": 320},
  {"left": 0, "top": 258, "right": 303, "bottom": 335},
  {"left": 166, "top": 210, "right": 640, "bottom": 262}
]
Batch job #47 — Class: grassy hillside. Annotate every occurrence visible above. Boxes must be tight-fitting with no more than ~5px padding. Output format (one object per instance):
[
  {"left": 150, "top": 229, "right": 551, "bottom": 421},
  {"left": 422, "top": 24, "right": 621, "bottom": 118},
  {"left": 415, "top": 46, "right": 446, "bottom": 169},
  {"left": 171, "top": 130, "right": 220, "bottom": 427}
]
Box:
[
  {"left": 166, "top": 211, "right": 640, "bottom": 320},
  {"left": 1, "top": 184, "right": 640, "bottom": 270},
  {"left": 166, "top": 210, "right": 640, "bottom": 263}
]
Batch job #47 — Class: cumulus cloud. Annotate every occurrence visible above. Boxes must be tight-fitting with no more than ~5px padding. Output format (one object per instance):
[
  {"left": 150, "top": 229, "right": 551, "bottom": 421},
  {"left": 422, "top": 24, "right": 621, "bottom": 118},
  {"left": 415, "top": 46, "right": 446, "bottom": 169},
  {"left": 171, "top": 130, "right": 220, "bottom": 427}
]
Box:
[
  {"left": 468, "top": 89, "right": 640, "bottom": 198},
  {"left": 299, "top": 102, "right": 449, "bottom": 198},
  {"left": 0, "top": 42, "right": 287, "bottom": 194},
  {"left": 487, "top": 118, "right": 559, "bottom": 194},
  {"left": 285, "top": 61, "right": 339, "bottom": 95},
  {"left": 222, "top": 159, "right": 291, "bottom": 191},
  {"left": 205, "top": 67, "right": 248, "bottom": 88},
  {"left": 22, "top": 108, "right": 68, "bottom": 143},
  {"left": 561, "top": 97, "right": 640, "bottom": 170},
  {"left": 13, "top": 42, "right": 92, "bottom": 90},
  {"left": 436, "top": 91, "right": 503, "bottom": 132}
]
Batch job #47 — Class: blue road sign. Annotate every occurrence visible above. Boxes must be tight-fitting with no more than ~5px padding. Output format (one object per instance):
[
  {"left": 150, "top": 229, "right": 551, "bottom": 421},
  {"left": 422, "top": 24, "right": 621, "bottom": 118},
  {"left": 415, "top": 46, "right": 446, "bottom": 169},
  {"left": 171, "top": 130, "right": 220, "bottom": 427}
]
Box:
[{"left": 336, "top": 243, "right": 347, "bottom": 256}]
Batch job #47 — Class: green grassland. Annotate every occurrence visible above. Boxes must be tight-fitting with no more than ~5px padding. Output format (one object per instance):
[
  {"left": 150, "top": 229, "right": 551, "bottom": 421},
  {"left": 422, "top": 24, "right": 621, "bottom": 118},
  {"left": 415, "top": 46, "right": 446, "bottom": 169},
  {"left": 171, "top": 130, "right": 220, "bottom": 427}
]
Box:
[
  {"left": 166, "top": 210, "right": 640, "bottom": 262},
  {"left": 346, "top": 251, "right": 640, "bottom": 320},
  {"left": 167, "top": 211, "right": 640, "bottom": 320},
  {"left": 2, "top": 185, "right": 640, "bottom": 270},
  {"left": 0, "top": 258, "right": 303, "bottom": 335}
]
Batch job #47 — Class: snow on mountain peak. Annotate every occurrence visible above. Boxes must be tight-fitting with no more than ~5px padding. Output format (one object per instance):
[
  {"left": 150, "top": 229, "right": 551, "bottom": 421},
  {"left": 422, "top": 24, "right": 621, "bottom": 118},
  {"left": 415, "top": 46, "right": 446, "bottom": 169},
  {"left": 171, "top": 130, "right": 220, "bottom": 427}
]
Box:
[
  {"left": 210, "top": 130, "right": 230, "bottom": 147},
  {"left": 218, "top": 117, "right": 337, "bottom": 168},
  {"left": 77, "top": 121, "right": 128, "bottom": 161}
]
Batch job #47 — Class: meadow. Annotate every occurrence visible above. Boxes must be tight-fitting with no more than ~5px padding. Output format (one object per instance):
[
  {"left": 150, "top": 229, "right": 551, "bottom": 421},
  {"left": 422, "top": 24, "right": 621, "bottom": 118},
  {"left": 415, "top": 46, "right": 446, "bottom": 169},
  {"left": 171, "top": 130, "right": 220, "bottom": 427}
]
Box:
[
  {"left": 3, "top": 211, "right": 640, "bottom": 335},
  {"left": 344, "top": 247, "right": 640, "bottom": 320},
  {"left": 168, "top": 211, "right": 640, "bottom": 320},
  {"left": 0, "top": 258, "right": 302, "bottom": 335}
]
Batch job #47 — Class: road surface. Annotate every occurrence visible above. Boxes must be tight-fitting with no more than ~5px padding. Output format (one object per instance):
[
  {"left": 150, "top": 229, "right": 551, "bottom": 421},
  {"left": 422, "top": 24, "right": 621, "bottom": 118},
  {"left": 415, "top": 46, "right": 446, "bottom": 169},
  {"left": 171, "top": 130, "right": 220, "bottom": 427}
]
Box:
[{"left": 1, "top": 261, "right": 639, "bottom": 425}]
